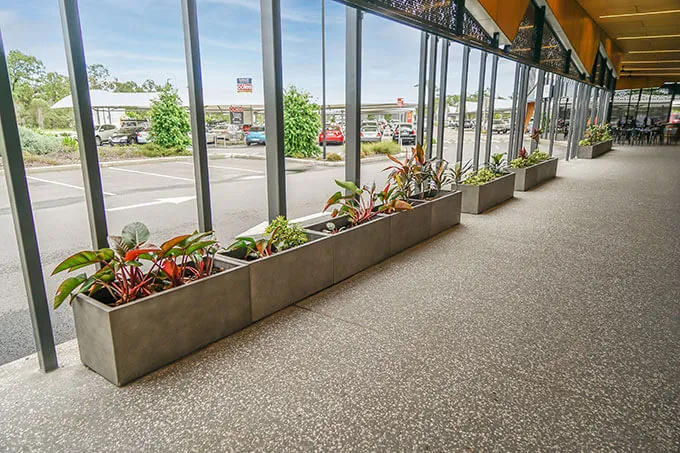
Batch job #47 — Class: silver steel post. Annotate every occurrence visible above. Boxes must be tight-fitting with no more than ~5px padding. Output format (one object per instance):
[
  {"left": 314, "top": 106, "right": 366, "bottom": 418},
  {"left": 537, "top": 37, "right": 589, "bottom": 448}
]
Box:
[
  {"left": 508, "top": 63, "right": 520, "bottom": 157},
  {"left": 426, "top": 35, "right": 438, "bottom": 157},
  {"left": 548, "top": 76, "right": 562, "bottom": 156},
  {"left": 436, "top": 39, "right": 449, "bottom": 160},
  {"left": 416, "top": 32, "right": 428, "bottom": 147},
  {"left": 513, "top": 65, "right": 530, "bottom": 160},
  {"left": 260, "top": 0, "right": 286, "bottom": 220},
  {"left": 484, "top": 53, "right": 498, "bottom": 166},
  {"left": 472, "top": 51, "right": 487, "bottom": 171},
  {"left": 0, "top": 30, "right": 58, "bottom": 372},
  {"left": 182, "top": 0, "right": 212, "bottom": 232},
  {"left": 345, "top": 7, "right": 362, "bottom": 186},
  {"left": 321, "top": 0, "right": 327, "bottom": 159},
  {"left": 531, "top": 69, "right": 545, "bottom": 152},
  {"left": 456, "top": 46, "right": 470, "bottom": 165},
  {"left": 59, "top": 0, "right": 108, "bottom": 249},
  {"left": 590, "top": 87, "right": 599, "bottom": 124}
]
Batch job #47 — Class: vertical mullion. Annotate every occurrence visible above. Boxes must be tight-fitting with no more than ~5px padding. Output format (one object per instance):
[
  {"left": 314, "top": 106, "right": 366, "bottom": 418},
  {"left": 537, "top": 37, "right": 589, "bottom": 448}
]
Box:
[
  {"left": 456, "top": 46, "right": 470, "bottom": 165},
  {"left": 59, "top": 0, "right": 108, "bottom": 249},
  {"left": 426, "top": 35, "right": 438, "bottom": 157},
  {"left": 345, "top": 7, "right": 362, "bottom": 187},
  {"left": 484, "top": 53, "right": 498, "bottom": 166},
  {"left": 436, "top": 39, "right": 449, "bottom": 160},
  {"left": 548, "top": 76, "right": 562, "bottom": 157},
  {"left": 472, "top": 51, "right": 486, "bottom": 171},
  {"left": 590, "top": 87, "right": 599, "bottom": 124},
  {"left": 416, "top": 32, "right": 428, "bottom": 147},
  {"left": 530, "top": 69, "right": 545, "bottom": 153},
  {"left": 0, "top": 31, "right": 58, "bottom": 373},
  {"left": 508, "top": 63, "right": 520, "bottom": 158},
  {"left": 565, "top": 81, "right": 578, "bottom": 161},
  {"left": 182, "top": 0, "right": 212, "bottom": 232},
  {"left": 260, "top": 0, "right": 286, "bottom": 220}
]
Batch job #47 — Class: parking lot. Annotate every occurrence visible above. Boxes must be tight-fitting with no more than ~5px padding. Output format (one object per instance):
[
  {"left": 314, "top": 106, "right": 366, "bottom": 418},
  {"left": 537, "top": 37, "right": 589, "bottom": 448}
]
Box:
[{"left": 0, "top": 130, "right": 566, "bottom": 364}]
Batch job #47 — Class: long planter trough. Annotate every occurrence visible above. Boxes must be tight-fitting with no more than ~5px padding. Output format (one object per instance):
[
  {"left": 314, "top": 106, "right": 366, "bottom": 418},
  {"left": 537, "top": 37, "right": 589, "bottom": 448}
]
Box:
[
  {"left": 577, "top": 139, "right": 612, "bottom": 159},
  {"left": 72, "top": 256, "right": 251, "bottom": 386},
  {"left": 506, "top": 157, "right": 558, "bottom": 191},
  {"left": 387, "top": 200, "right": 431, "bottom": 255},
  {"left": 220, "top": 231, "right": 333, "bottom": 321},
  {"left": 457, "top": 172, "right": 515, "bottom": 214},
  {"left": 306, "top": 214, "right": 391, "bottom": 284}
]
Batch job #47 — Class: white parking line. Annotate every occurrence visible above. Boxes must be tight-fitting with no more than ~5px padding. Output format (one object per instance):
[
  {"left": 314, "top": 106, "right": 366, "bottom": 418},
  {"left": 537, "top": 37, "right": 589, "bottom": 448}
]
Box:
[
  {"left": 27, "top": 176, "right": 117, "bottom": 196},
  {"left": 108, "top": 167, "right": 194, "bottom": 182},
  {"left": 241, "top": 175, "right": 265, "bottom": 180},
  {"left": 176, "top": 162, "right": 264, "bottom": 174}
]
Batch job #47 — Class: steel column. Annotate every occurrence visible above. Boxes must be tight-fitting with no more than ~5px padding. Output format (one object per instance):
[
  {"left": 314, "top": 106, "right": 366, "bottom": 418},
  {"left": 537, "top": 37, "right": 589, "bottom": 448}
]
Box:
[
  {"left": 645, "top": 88, "right": 652, "bottom": 124},
  {"left": 436, "top": 39, "right": 449, "bottom": 160},
  {"left": 542, "top": 73, "right": 554, "bottom": 139},
  {"left": 321, "top": 0, "right": 327, "bottom": 159},
  {"left": 531, "top": 69, "right": 545, "bottom": 152},
  {"left": 513, "top": 65, "right": 530, "bottom": 160},
  {"left": 668, "top": 83, "right": 677, "bottom": 123},
  {"left": 625, "top": 89, "right": 632, "bottom": 121},
  {"left": 0, "top": 31, "right": 58, "bottom": 372},
  {"left": 426, "top": 35, "right": 438, "bottom": 157},
  {"left": 565, "top": 81, "right": 579, "bottom": 161},
  {"left": 548, "top": 76, "right": 562, "bottom": 156},
  {"left": 416, "top": 32, "right": 428, "bottom": 147},
  {"left": 456, "top": 46, "right": 470, "bottom": 165},
  {"left": 508, "top": 63, "right": 520, "bottom": 158},
  {"left": 633, "top": 88, "right": 643, "bottom": 125},
  {"left": 59, "top": 0, "right": 108, "bottom": 249},
  {"left": 182, "top": 0, "right": 212, "bottom": 232},
  {"left": 472, "top": 51, "right": 486, "bottom": 171},
  {"left": 260, "top": 0, "right": 286, "bottom": 220},
  {"left": 484, "top": 53, "right": 498, "bottom": 165},
  {"left": 589, "top": 87, "right": 599, "bottom": 124},
  {"left": 345, "top": 7, "right": 362, "bottom": 186}
]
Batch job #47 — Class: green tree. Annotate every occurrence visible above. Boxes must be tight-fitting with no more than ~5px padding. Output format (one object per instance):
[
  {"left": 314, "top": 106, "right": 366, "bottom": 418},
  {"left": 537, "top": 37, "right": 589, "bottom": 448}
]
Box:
[
  {"left": 87, "top": 64, "right": 115, "bottom": 90},
  {"left": 149, "top": 86, "right": 191, "bottom": 149},
  {"left": 114, "top": 80, "right": 142, "bottom": 92},
  {"left": 283, "top": 85, "right": 321, "bottom": 158},
  {"left": 38, "top": 72, "right": 70, "bottom": 103},
  {"left": 141, "top": 79, "right": 160, "bottom": 92}
]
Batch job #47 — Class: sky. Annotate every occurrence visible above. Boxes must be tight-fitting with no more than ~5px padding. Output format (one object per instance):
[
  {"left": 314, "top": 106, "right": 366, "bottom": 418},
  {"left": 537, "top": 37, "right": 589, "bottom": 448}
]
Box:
[{"left": 0, "top": 0, "right": 519, "bottom": 106}]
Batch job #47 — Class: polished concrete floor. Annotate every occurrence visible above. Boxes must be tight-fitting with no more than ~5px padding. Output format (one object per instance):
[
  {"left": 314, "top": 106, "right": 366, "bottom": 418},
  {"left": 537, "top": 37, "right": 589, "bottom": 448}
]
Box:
[{"left": 0, "top": 145, "right": 678, "bottom": 451}]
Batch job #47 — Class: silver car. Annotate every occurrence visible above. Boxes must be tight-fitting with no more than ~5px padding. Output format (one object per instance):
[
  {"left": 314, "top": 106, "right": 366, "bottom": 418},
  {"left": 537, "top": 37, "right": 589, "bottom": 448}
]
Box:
[
  {"left": 360, "top": 125, "right": 382, "bottom": 142},
  {"left": 94, "top": 124, "right": 117, "bottom": 146}
]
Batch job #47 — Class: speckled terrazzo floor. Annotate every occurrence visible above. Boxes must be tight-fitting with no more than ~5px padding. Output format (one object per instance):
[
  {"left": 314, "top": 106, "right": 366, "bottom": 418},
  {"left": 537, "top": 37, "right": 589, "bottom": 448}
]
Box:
[{"left": 1, "top": 145, "right": 679, "bottom": 452}]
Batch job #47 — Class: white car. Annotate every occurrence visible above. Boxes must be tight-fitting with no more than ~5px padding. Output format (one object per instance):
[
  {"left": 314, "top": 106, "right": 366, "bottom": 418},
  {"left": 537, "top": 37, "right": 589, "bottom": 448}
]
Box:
[{"left": 94, "top": 124, "right": 117, "bottom": 146}]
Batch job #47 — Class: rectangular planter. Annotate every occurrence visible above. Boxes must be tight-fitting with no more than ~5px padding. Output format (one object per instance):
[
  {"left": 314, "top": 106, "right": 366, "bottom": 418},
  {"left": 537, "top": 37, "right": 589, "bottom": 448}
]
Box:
[
  {"left": 72, "top": 256, "right": 251, "bottom": 386},
  {"left": 577, "top": 139, "right": 612, "bottom": 159},
  {"left": 506, "top": 157, "right": 558, "bottom": 191},
  {"left": 306, "top": 215, "right": 391, "bottom": 284},
  {"left": 221, "top": 232, "right": 333, "bottom": 321},
  {"left": 456, "top": 172, "right": 516, "bottom": 214},
  {"left": 410, "top": 190, "right": 462, "bottom": 237},
  {"left": 387, "top": 200, "right": 431, "bottom": 255}
]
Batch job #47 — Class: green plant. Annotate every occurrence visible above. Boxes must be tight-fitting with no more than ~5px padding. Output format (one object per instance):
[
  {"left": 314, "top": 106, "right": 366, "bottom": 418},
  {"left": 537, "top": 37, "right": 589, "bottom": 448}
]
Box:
[
  {"left": 61, "top": 135, "right": 78, "bottom": 152},
  {"left": 580, "top": 124, "right": 612, "bottom": 145},
  {"left": 283, "top": 85, "right": 321, "bottom": 158},
  {"left": 326, "top": 152, "right": 343, "bottom": 162},
  {"left": 451, "top": 160, "right": 472, "bottom": 187},
  {"left": 138, "top": 143, "right": 191, "bottom": 157},
  {"left": 264, "top": 216, "right": 308, "bottom": 251},
  {"left": 149, "top": 85, "right": 191, "bottom": 149},
  {"left": 487, "top": 152, "right": 507, "bottom": 175},
  {"left": 509, "top": 148, "right": 550, "bottom": 168},
  {"left": 18, "top": 126, "right": 63, "bottom": 155},
  {"left": 324, "top": 180, "right": 379, "bottom": 226},
  {"left": 383, "top": 144, "right": 427, "bottom": 199},
  {"left": 374, "top": 182, "right": 413, "bottom": 213},
  {"left": 361, "top": 141, "right": 400, "bottom": 156},
  {"left": 51, "top": 222, "right": 218, "bottom": 308},
  {"left": 227, "top": 232, "right": 278, "bottom": 260},
  {"left": 462, "top": 167, "right": 498, "bottom": 186}
]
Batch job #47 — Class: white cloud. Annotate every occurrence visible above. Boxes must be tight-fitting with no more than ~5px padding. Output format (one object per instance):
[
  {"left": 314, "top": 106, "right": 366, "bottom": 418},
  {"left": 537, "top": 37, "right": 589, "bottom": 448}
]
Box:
[
  {"left": 87, "top": 50, "right": 185, "bottom": 64},
  {"left": 199, "top": 0, "right": 319, "bottom": 23}
]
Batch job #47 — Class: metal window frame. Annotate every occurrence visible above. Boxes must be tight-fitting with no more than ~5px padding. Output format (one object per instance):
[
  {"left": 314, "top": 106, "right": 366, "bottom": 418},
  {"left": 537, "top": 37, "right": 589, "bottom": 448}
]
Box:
[
  {"left": 426, "top": 34, "right": 438, "bottom": 157},
  {"left": 484, "top": 50, "right": 499, "bottom": 166},
  {"left": 530, "top": 69, "right": 545, "bottom": 153},
  {"left": 456, "top": 45, "right": 470, "bottom": 165},
  {"left": 345, "top": 6, "right": 362, "bottom": 187},
  {"left": 436, "top": 39, "right": 450, "bottom": 160},
  {"left": 416, "top": 32, "right": 428, "bottom": 147},
  {"left": 472, "top": 50, "right": 487, "bottom": 171}
]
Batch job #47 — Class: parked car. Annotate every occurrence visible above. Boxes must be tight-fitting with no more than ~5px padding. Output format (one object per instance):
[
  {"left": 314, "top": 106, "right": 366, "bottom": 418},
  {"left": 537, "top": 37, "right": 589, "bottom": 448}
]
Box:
[
  {"left": 392, "top": 123, "right": 416, "bottom": 145},
  {"left": 492, "top": 120, "right": 509, "bottom": 134},
  {"left": 109, "top": 126, "right": 145, "bottom": 145},
  {"left": 245, "top": 126, "right": 266, "bottom": 146},
  {"left": 94, "top": 124, "right": 117, "bottom": 146},
  {"left": 360, "top": 125, "right": 382, "bottom": 142},
  {"left": 188, "top": 130, "right": 217, "bottom": 144},
  {"left": 463, "top": 119, "right": 474, "bottom": 129},
  {"left": 318, "top": 125, "right": 345, "bottom": 145},
  {"left": 135, "top": 127, "right": 153, "bottom": 144}
]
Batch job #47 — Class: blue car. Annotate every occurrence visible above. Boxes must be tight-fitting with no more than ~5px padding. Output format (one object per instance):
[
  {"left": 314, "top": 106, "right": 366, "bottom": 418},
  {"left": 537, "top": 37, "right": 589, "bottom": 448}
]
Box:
[{"left": 245, "top": 126, "right": 265, "bottom": 146}]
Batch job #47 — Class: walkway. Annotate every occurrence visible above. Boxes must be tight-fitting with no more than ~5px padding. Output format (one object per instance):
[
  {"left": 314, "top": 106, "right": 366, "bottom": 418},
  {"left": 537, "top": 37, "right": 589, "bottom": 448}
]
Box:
[{"left": 0, "top": 145, "right": 678, "bottom": 451}]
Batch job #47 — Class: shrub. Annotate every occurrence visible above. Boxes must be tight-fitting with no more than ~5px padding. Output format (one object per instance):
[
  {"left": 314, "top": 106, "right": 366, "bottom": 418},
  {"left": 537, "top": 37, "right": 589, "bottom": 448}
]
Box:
[
  {"left": 361, "top": 141, "right": 400, "bottom": 156},
  {"left": 18, "top": 126, "right": 63, "bottom": 155},
  {"left": 326, "top": 152, "right": 343, "bottom": 162},
  {"left": 509, "top": 149, "right": 550, "bottom": 168},
  {"left": 149, "top": 86, "right": 191, "bottom": 149},
  {"left": 138, "top": 143, "right": 191, "bottom": 158},
  {"left": 283, "top": 86, "right": 321, "bottom": 158},
  {"left": 580, "top": 124, "right": 611, "bottom": 146},
  {"left": 62, "top": 136, "right": 78, "bottom": 152},
  {"left": 462, "top": 167, "right": 498, "bottom": 185},
  {"left": 263, "top": 216, "right": 308, "bottom": 251}
]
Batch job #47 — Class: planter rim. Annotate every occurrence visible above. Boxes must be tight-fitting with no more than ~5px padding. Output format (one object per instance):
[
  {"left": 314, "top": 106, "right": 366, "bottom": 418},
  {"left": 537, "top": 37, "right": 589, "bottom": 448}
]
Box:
[
  {"left": 579, "top": 139, "right": 612, "bottom": 147},
  {"left": 506, "top": 156, "right": 558, "bottom": 171},
  {"left": 218, "top": 230, "right": 328, "bottom": 265},
  {"left": 75, "top": 255, "right": 243, "bottom": 313},
  {"left": 409, "top": 188, "right": 460, "bottom": 201},
  {"left": 305, "top": 213, "right": 388, "bottom": 237},
  {"left": 458, "top": 171, "right": 514, "bottom": 188}
]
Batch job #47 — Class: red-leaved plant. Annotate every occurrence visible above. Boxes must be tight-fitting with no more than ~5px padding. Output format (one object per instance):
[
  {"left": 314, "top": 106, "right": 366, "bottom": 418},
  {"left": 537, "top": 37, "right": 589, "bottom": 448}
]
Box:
[
  {"left": 52, "top": 222, "right": 218, "bottom": 308},
  {"left": 323, "top": 180, "right": 411, "bottom": 228}
]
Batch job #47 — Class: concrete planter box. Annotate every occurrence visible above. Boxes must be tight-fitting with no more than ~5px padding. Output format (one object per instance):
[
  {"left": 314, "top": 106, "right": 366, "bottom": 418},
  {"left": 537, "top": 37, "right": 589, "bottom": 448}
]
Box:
[
  {"left": 577, "top": 139, "right": 612, "bottom": 159},
  {"left": 72, "top": 256, "right": 251, "bottom": 386},
  {"left": 457, "top": 172, "right": 515, "bottom": 214},
  {"left": 410, "top": 190, "right": 462, "bottom": 237},
  {"left": 506, "top": 157, "right": 558, "bottom": 191},
  {"left": 306, "top": 215, "right": 391, "bottom": 284},
  {"left": 386, "top": 200, "right": 431, "bottom": 255},
  {"left": 221, "top": 232, "right": 333, "bottom": 321}
]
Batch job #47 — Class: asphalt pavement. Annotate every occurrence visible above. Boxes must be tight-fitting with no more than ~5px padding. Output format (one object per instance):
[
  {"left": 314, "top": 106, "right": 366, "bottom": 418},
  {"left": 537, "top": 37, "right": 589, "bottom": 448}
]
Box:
[{"left": 0, "top": 131, "right": 566, "bottom": 365}]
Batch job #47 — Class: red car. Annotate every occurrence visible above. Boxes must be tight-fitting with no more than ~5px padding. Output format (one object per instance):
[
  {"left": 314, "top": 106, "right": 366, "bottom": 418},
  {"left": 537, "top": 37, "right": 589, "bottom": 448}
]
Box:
[{"left": 318, "top": 125, "right": 344, "bottom": 145}]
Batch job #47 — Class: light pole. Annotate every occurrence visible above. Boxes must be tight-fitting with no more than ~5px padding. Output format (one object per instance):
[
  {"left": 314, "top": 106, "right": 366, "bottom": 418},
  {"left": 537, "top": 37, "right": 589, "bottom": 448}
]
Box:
[{"left": 321, "top": 0, "right": 327, "bottom": 159}]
